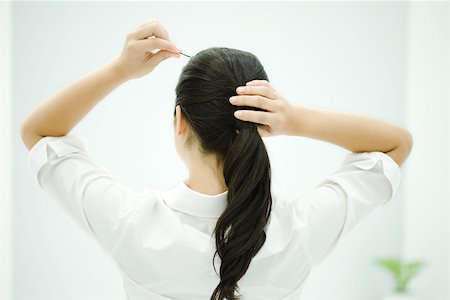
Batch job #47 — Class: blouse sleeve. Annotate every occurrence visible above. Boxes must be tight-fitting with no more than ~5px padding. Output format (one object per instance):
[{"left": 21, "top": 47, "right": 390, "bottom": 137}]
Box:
[
  {"left": 294, "top": 151, "right": 402, "bottom": 267},
  {"left": 27, "top": 134, "right": 144, "bottom": 254}
]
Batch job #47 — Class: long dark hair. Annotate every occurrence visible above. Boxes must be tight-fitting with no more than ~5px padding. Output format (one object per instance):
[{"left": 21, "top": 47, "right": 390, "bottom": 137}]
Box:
[{"left": 174, "top": 47, "right": 273, "bottom": 300}]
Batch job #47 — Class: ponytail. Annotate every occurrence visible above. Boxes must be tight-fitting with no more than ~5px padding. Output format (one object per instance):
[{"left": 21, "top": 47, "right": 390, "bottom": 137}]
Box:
[
  {"left": 211, "top": 125, "right": 273, "bottom": 300},
  {"left": 173, "top": 46, "right": 272, "bottom": 299}
]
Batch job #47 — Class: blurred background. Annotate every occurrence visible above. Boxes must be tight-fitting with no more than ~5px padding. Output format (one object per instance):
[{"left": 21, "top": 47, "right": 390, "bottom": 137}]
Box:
[{"left": 0, "top": 1, "right": 448, "bottom": 300}]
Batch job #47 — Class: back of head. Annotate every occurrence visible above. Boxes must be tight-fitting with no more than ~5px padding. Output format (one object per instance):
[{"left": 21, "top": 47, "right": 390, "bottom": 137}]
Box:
[{"left": 174, "top": 47, "right": 273, "bottom": 300}]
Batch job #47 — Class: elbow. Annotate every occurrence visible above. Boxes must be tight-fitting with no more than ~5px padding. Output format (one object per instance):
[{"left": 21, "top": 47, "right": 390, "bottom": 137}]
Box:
[
  {"left": 20, "top": 119, "right": 35, "bottom": 141},
  {"left": 404, "top": 129, "right": 414, "bottom": 155},
  {"left": 20, "top": 121, "right": 30, "bottom": 142},
  {"left": 20, "top": 121, "right": 42, "bottom": 151},
  {"left": 20, "top": 115, "right": 33, "bottom": 138},
  {"left": 20, "top": 122, "right": 32, "bottom": 150},
  {"left": 396, "top": 130, "right": 414, "bottom": 167},
  {"left": 384, "top": 129, "right": 413, "bottom": 168}
]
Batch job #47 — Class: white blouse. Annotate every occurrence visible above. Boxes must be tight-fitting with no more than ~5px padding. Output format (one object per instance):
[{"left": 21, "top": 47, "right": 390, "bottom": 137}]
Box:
[{"left": 27, "top": 134, "right": 402, "bottom": 300}]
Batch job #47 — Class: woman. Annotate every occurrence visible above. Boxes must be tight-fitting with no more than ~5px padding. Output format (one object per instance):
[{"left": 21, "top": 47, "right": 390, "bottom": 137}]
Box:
[{"left": 21, "top": 20, "right": 413, "bottom": 300}]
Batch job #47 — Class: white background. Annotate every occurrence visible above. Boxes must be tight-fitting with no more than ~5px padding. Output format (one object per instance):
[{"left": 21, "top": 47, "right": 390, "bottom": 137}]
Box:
[{"left": 1, "top": 1, "right": 448, "bottom": 300}]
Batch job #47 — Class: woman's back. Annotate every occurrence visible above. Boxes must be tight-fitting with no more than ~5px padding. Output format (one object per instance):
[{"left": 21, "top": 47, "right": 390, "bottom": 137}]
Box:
[
  {"left": 36, "top": 142, "right": 398, "bottom": 300},
  {"left": 113, "top": 181, "right": 310, "bottom": 299}
]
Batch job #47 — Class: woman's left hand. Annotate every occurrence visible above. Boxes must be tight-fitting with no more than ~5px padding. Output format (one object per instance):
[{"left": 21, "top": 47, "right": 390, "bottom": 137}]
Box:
[{"left": 113, "top": 19, "right": 181, "bottom": 80}]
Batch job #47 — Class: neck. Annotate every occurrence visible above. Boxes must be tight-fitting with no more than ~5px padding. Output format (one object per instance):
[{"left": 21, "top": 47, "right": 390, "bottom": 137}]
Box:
[{"left": 186, "top": 159, "right": 228, "bottom": 196}]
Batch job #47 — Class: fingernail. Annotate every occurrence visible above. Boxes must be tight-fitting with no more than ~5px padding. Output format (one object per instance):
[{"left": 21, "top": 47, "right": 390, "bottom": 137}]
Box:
[
  {"left": 229, "top": 97, "right": 237, "bottom": 103},
  {"left": 237, "top": 87, "right": 245, "bottom": 92},
  {"left": 246, "top": 82, "right": 254, "bottom": 85},
  {"left": 235, "top": 111, "right": 243, "bottom": 118}
]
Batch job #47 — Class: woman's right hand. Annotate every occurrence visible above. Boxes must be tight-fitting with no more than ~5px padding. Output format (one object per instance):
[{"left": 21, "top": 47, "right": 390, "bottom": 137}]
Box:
[{"left": 229, "top": 80, "right": 295, "bottom": 137}]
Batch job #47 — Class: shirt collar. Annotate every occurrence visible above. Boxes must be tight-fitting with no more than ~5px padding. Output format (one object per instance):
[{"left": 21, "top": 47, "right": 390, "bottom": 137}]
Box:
[{"left": 161, "top": 179, "right": 228, "bottom": 218}]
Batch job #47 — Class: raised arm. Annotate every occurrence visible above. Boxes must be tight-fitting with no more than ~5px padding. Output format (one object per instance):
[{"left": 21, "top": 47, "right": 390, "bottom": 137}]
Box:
[
  {"left": 229, "top": 79, "right": 413, "bottom": 167},
  {"left": 20, "top": 20, "right": 181, "bottom": 151},
  {"left": 20, "top": 58, "right": 128, "bottom": 151},
  {"left": 285, "top": 104, "right": 413, "bottom": 167}
]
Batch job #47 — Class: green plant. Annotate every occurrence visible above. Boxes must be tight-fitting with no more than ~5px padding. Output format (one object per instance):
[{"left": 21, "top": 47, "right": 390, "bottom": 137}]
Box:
[{"left": 375, "top": 257, "right": 426, "bottom": 293}]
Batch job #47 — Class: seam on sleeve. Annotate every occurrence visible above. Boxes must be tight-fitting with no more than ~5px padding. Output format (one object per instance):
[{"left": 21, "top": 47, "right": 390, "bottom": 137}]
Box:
[
  {"left": 287, "top": 200, "right": 315, "bottom": 268},
  {"left": 314, "top": 183, "right": 349, "bottom": 266},
  {"left": 84, "top": 204, "right": 140, "bottom": 257},
  {"left": 107, "top": 194, "right": 144, "bottom": 257},
  {"left": 324, "top": 182, "right": 351, "bottom": 234},
  {"left": 81, "top": 179, "right": 144, "bottom": 256},
  {"left": 78, "top": 174, "right": 116, "bottom": 241}
]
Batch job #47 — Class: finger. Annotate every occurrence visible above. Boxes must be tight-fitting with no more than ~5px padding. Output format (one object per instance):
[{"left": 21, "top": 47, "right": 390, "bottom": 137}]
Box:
[
  {"left": 229, "top": 95, "right": 276, "bottom": 112},
  {"left": 236, "top": 85, "right": 277, "bottom": 100},
  {"left": 135, "top": 20, "right": 155, "bottom": 30},
  {"left": 234, "top": 109, "right": 274, "bottom": 126},
  {"left": 129, "top": 20, "right": 170, "bottom": 41},
  {"left": 257, "top": 126, "right": 265, "bottom": 137},
  {"left": 246, "top": 79, "right": 274, "bottom": 90},
  {"left": 136, "top": 19, "right": 169, "bottom": 39},
  {"left": 137, "top": 37, "right": 180, "bottom": 54},
  {"left": 147, "top": 49, "right": 179, "bottom": 65},
  {"left": 257, "top": 125, "right": 270, "bottom": 137}
]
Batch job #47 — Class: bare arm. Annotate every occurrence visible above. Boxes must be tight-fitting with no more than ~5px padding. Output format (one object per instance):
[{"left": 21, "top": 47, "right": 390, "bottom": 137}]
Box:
[
  {"left": 20, "top": 58, "right": 128, "bottom": 151},
  {"left": 20, "top": 19, "right": 181, "bottom": 151},
  {"left": 230, "top": 80, "right": 413, "bottom": 167},
  {"left": 285, "top": 104, "right": 413, "bottom": 167}
]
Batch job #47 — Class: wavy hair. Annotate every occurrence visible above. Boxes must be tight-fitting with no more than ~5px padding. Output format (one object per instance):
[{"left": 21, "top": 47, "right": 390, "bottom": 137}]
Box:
[{"left": 174, "top": 47, "right": 273, "bottom": 300}]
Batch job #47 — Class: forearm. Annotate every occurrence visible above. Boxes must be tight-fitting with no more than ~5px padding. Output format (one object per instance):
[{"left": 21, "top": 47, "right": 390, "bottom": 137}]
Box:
[
  {"left": 286, "top": 104, "right": 412, "bottom": 154},
  {"left": 20, "top": 56, "right": 128, "bottom": 150}
]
